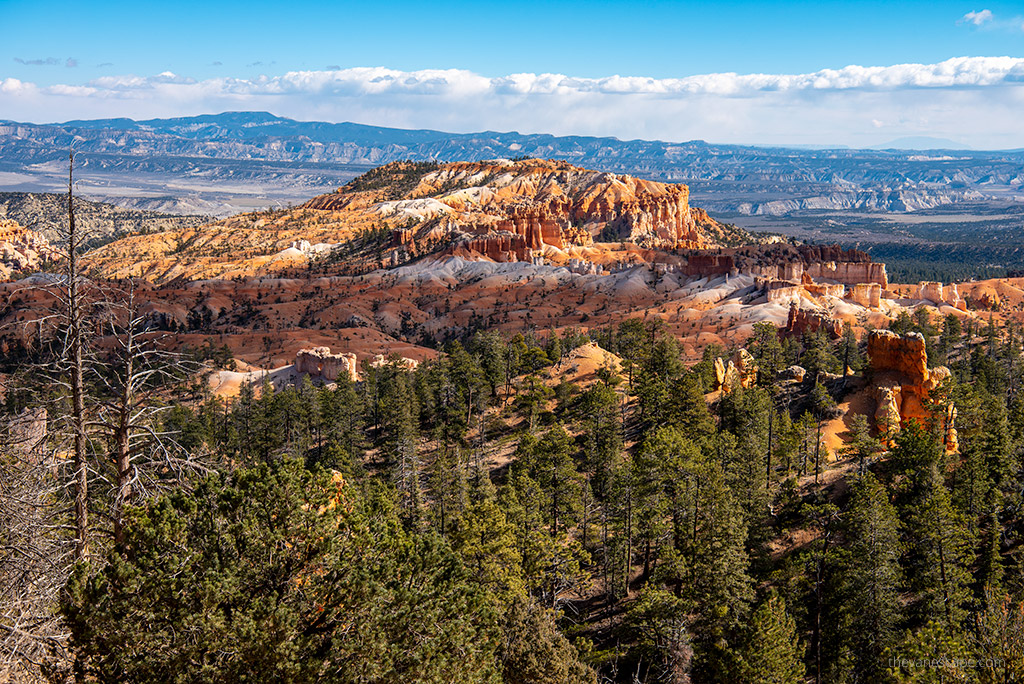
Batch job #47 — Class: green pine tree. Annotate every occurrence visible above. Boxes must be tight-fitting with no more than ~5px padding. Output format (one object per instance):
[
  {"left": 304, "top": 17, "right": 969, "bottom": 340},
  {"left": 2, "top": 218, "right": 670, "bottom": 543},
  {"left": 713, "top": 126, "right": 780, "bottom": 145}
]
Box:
[
  {"left": 840, "top": 473, "right": 904, "bottom": 680},
  {"left": 735, "top": 593, "right": 805, "bottom": 684}
]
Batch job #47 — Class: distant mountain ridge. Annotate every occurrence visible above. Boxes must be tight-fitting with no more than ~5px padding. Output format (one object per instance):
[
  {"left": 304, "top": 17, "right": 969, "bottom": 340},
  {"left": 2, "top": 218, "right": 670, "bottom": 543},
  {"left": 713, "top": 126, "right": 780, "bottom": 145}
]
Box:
[
  {"left": 868, "top": 136, "right": 971, "bottom": 151},
  {"left": 2, "top": 111, "right": 1023, "bottom": 217},
  {"left": 1, "top": 111, "right": 701, "bottom": 167}
]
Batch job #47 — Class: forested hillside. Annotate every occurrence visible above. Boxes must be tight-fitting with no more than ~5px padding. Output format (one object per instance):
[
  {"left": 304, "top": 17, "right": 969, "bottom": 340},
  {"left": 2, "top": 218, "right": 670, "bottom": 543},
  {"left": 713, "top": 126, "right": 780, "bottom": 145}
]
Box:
[{"left": 5, "top": 276, "right": 1024, "bottom": 682}]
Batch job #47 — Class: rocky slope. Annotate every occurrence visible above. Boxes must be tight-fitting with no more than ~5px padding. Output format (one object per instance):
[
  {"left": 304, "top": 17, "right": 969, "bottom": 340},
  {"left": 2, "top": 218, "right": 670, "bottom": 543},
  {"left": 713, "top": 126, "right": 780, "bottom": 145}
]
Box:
[
  {"left": 0, "top": 192, "right": 208, "bottom": 245},
  {"left": 0, "top": 219, "right": 58, "bottom": 278},
  {"left": 7, "top": 242, "right": 996, "bottom": 371},
  {"left": 82, "top": 159, "right": 754, "bottom": 282},
  {"left": 9, "top": 156, "right": 1017, "bottom": 411}
]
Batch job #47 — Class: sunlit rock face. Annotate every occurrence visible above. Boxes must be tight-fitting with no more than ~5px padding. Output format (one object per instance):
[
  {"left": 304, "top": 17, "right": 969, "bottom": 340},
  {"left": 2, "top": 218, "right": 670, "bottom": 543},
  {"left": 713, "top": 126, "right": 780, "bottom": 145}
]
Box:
[
  {"left": 917, "top": 281, "right": 965, "bottom": 310},
  {"left": 714, "top": 348, "right": 758, "bottom": 393},
  {"left": 295, "top": 347, "right": 358, "bottom": 382},
  {"left": 867, "top": 330, "right": 957, "bottom": 452},
  {"left": 301, "top": 159, "right": 744, "bottom": 263},
  {"left": 0, "top": 219, "right": 58, "bottom": 279},
  {"left": 849, "top": 283, "right": 882, "bottom": 309}
]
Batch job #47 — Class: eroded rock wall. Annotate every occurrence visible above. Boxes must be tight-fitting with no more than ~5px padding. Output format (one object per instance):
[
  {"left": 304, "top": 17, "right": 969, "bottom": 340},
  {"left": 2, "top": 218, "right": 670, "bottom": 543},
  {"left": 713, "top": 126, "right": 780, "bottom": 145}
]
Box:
[
  {"left": 849, "top": 283, "right": 882, "bottom": 309},
  {"left": 917, "top": 281, "right": 966, "bottom": 310}
]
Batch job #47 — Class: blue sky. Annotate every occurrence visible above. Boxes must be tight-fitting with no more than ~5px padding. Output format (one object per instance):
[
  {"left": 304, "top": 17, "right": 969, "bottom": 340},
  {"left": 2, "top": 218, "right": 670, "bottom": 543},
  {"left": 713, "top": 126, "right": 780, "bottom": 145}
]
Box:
[{"left": 2, "top": 0, "right": 1024, "bottom": 146}]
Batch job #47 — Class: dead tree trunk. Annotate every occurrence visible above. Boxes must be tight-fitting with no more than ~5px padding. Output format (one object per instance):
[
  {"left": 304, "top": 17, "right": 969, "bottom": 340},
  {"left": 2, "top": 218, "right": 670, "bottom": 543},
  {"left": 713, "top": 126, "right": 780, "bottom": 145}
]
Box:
[
  {"left": 90, "top": 281, "right": 203, "bottom": 543},
  {"left": 112, "top": 312, "right": 136, "bottom": 545},
  {"left": 67, "top": 151, "right": 89, "bottom": 562}
]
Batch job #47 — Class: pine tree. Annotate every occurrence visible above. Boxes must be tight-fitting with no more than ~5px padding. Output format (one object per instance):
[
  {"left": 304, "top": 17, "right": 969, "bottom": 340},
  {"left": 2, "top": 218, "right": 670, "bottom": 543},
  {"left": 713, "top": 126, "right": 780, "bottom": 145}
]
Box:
[
  {"left": 428, "top": 441, "right": 468, "bottom": 536},
  {"left": 904, "top": 469, "right": 973, "bottom": 630},
  {"left": 976, "top": 502, "right": 1005, "bottom": 600},
  {"left": 887, "top": 621, "right": 973, "bottom": 683},
  {"left": 719, "top": 386, "right": 772, "bottom": 548},
  {"left": 63, "top": 460, "right": 501, "bottom": 682},
  {"left": 316, "top": 376, "right": 365, "bottom": 469},
  {"left": 748, "top": 321, "right": 785, "bottom": 384},
  {"left": 735, "top": 594, "right": 805, "bottom": 684},
  {"left": 635, "top": 427, "right": 703, "bottom": 597},
  {"left": 888, "top": 420, "right": 944, "bottom": 503},
  {"left": 377, "top": 367, "right": 422, "bottom": 520},
  {"left": 499, "top": 594, "right": 598, "bottom": 684},
  {"left": 810, "top": 382, "right": 837, "bottom": 484},
  {"left": 608, "top": 459, "right": 638, "bottom": 598},
  {"left": 628, "top": 587, "right": 694, "bottom": 684},
  {"left": 842, "top": 413, "right": 884, "bottom": 475},
  {"left": 501, "top": 470, "right": 588, "bottom": 609},
  {"left": 525, "top": 424, "right": 584, "bottom": 537},
  {"left": 545, "top": 329, "right": 563, "bottom": 369},
  {"left": 664, "top": 370, "right": 716, "bottom": 443},
  {"left": 972, "top": 590, "right": 1024, "bottom": 683},
  {"left": 452, "top": 495, "right": 524, "bottom": 599},
  {"left": 800, "top": 330, "right": 841, "bottom": 380},
  {"left": 689, "top": 462, "right": 754, "bottom": 635},
  {"left": 840, "top": 322, "right": 863, "bottom": 375},
  {"left": 840, "top": 473, "right": 904, "bottom": 679},
  {"left": 579, "top": 381, "right": 622, "bottom": 499}
]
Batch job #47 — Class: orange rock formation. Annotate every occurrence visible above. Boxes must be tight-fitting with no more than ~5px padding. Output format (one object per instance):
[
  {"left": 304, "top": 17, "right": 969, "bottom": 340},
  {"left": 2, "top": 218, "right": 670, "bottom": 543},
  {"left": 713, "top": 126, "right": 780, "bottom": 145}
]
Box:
[
  {"left": 867, "top": 330, "right": 957, "bottom": 452},
  {"left": 918, "top": 281, "right": 966, "bottom": 310},
  {"left": 295, "top": 347, "right": 358, "bottom": 382},
  {"left": 714, "top": 349, "right": 758, "bottom": 392},
  {"left": 849, "top": 283, "right": 882, "bottom": 309},
  {"left": 0, "top": 219, "right": 59, "bottom": 279},
  {"left": 784, "top": 306, "right": 843, "bottom": 339},
  {"left": 84, "top": 159, "right": 757, "bottom": 282}
]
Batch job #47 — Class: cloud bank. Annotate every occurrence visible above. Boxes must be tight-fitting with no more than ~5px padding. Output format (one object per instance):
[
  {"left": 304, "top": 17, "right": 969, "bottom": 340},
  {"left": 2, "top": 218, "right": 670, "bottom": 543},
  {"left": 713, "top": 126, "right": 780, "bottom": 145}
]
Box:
[{"left": 3, "top": 57, "right": 1024, "bottom": 148}]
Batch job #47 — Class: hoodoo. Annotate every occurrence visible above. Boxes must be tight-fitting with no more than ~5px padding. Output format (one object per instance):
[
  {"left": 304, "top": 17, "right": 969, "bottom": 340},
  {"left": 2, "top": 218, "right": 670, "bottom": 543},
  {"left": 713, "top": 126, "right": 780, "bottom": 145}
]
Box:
[{"left": 867, "top": 330, "right": 958, "bottom": 452}]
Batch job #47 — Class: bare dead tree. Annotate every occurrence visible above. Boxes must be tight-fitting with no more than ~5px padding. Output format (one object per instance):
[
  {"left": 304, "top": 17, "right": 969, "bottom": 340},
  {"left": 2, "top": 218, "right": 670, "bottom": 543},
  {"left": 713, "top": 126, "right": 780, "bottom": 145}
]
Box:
[
  {"left": 0, "top": 152, "right": 209, "bottom": 679},
  {"left": 87, "top": 280, "right": 208, "bottom": 542},
  {"left": 0, "top": 149, "right": 94, "bottom": 683},
  {"left": 0, "top": 413, "right": 73, "bottom": 681},
  {"left": 66, "top": 151, "right": 89, "bottom": 563}
]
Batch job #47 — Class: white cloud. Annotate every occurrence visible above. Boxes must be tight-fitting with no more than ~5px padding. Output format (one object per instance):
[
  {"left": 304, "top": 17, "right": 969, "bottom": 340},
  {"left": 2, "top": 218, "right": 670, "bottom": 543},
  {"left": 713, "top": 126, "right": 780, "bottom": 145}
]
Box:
[
  {"left": 3, "top": 58, "right": 1024, "bottom": 147},
  {"left": 0, "top": 78, "right": 35, "bottom": 95},
  {"left": 962, "top": 9, "right": 994, "bottom": 25},
  {"left": 959, "top": 9, "right": 1024, "bottom": 31}
]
